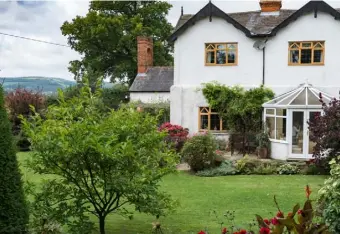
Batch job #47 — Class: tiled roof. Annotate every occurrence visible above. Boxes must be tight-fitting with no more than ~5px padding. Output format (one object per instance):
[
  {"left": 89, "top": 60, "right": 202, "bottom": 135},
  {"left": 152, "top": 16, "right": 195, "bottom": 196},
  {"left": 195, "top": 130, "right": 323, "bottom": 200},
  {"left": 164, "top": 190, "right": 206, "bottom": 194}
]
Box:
[
  {"left": 170, "top": 1, "right": 340, "bottom": 41},
  {"left": 174, "top": 10, "right": 296, "bottom": 35},
  {"left": 129, "top": 67, "right": 173, "bottom": 92}
]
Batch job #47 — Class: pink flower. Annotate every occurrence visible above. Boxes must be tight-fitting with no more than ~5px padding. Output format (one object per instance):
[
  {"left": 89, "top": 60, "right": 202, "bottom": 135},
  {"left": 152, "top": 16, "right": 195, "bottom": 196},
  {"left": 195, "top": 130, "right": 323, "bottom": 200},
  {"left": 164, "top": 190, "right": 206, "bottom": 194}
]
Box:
[{"left": 198, "top": 231, "right": 206, "bottom": 234}]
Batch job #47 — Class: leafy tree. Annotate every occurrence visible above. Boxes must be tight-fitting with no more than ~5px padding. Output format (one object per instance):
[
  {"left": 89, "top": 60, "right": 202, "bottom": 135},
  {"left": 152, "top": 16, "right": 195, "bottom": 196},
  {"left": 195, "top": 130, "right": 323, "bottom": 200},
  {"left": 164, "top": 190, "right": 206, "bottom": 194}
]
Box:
[
  {"left": 202, "top": 82, "right": 274, "bottom": 155},
  {"left": 318, "top": 157, "right": 340, "bottom": 233},
  {"left": 61, "top": 1, "right": 174, "bottom": 85},
  {"left": 0, "top": 86, "right": 29, "bottom": 233},
  {"left": 102, "top": 83, "right": 129, "bottom": 110},
  {"left": 21, "top": 85, "right": 178, "bottom": 234},
  {"left": 309, "top": 96, "right": 340, "bottom": 169}
]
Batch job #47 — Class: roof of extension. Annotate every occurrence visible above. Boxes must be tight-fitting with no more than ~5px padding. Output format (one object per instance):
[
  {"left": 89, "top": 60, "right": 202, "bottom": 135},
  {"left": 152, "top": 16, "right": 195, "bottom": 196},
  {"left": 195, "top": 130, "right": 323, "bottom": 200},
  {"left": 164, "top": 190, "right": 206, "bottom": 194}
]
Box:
[
  {"left": 129, "top": 67, "right": 174, "bottom": 92},
  {"left": 170, "top": 1, "right": 340, "bottom": 41}
]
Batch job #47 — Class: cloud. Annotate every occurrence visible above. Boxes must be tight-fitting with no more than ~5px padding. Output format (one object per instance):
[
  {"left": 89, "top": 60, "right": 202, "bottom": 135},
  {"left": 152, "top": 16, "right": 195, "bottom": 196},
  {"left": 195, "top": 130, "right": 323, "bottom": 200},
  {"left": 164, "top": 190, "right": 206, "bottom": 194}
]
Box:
[
  {"left": 2, "top": 0, "right": 340, "bottom": 81},
  {"left": 0, "top": 0, "right": 89, "bottom": 80}
]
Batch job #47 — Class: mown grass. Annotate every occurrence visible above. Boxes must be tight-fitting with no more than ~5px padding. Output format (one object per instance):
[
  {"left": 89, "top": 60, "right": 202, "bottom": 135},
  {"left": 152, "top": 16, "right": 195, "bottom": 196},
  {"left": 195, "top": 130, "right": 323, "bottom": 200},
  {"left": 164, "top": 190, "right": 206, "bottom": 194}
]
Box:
[{"left": 18, "top": 152, "right": 326, "bottom": 234}]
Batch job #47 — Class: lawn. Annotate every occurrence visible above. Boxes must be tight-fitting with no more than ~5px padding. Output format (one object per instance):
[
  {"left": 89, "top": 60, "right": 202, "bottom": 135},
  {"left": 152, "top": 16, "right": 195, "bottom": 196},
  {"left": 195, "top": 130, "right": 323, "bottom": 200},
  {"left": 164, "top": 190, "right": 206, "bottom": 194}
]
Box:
[{"left": 18, "top": 152, "right": 327, "bottom": 234}]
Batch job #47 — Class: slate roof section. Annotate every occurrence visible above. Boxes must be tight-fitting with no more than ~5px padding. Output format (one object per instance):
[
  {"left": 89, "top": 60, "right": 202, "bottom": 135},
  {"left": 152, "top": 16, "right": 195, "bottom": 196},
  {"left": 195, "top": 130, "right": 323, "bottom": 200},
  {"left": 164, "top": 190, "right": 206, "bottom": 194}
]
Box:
[
  {"left": 170, "top": 1, "right": 340, "bottom": 41},
  {"left": 129, "top": 67, "right": 174, "bottom": 92}
]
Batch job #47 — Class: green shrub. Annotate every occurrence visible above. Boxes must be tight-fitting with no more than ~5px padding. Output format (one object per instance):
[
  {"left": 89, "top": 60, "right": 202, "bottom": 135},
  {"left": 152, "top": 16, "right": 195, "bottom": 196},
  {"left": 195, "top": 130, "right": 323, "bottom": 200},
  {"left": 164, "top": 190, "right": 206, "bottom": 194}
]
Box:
[
  {"left": 0, "top": 86, "right": 29, "bottom": 233},
  {"left": 277, "top": 164, "right": 300, "bottom": 175},
  {"left": 196, "top": 160, "right": 237, "bottom": 177},
  {"left": 235, "top": 155, "right": 260, "bottom": 174},
  {"left": 101, "top": 84, "right": 129, "bottom": 110},
  {"left": 252, "top": 164, "right": 277, "bottom": 175},
  {"left": 215, "top": 138, "right": 227, "bottom": 150},
  {"left": 318, "top": 157, "right": 340, "bottom": 233},
  {"left": 235, "top": 156, "right": 284, "bottom": 175},
  {"left": 182, "top": 132, "right": 217, "bottom": 172}
]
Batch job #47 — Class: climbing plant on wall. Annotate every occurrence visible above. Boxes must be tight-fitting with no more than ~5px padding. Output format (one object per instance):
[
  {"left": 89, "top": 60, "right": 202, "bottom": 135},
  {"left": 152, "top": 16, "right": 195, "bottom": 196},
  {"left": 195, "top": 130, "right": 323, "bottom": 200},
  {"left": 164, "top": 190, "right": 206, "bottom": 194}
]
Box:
[{"left": 201, "top": 82, "right": 274, "bottom": 154}]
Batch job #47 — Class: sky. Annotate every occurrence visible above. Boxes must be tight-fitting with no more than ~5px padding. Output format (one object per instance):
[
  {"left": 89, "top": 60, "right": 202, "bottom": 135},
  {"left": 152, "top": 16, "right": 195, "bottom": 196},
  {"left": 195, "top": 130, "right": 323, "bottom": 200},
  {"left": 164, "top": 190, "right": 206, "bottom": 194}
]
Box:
[{"left": 1, "top": 0, "right": 340, "bottom": 81}]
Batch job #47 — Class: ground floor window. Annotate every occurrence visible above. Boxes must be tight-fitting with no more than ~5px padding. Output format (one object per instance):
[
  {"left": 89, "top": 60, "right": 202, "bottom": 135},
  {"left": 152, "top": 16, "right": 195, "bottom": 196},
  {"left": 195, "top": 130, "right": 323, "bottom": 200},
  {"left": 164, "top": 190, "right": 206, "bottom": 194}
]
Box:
[
  {"left": 199, "top": 107, "right": 225, "bottom": 131},
  {"left": 265, "top": 108, "right": 287, "bottom": 141}
]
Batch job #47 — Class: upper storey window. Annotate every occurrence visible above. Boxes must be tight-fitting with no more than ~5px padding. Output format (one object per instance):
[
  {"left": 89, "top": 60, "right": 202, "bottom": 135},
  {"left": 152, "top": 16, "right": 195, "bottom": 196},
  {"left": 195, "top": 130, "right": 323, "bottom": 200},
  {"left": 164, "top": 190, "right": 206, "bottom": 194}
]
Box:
[
  {"left": 205, "top": 43, "right": 238, "bottom": 66},
  {"left": 289, "top": 41, "right": 325, "bottom": 65}
]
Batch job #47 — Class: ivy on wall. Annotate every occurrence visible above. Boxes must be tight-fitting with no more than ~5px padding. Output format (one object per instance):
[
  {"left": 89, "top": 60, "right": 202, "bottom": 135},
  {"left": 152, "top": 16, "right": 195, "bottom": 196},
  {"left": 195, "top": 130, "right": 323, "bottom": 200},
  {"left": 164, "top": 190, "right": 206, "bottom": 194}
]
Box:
[{"left": 201, "top": 82, "right": 274, "bottom": 154}]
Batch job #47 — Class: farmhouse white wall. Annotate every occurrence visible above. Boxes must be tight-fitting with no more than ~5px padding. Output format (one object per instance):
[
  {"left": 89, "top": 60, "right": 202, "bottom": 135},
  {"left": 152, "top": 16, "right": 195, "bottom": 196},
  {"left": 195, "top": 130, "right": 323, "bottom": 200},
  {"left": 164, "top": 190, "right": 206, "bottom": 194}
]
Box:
[
  {"left": 130, "top": 92, "right": 170, "bottom": 103},
  {"left": 171, "top": 12, "right": 340, "bottom": 134},
  {"left": 174, "top": 17, "right": 263, "bottom": 86},
  {"left": 265, "top": 12, "right": 340, "bottom": 97}
]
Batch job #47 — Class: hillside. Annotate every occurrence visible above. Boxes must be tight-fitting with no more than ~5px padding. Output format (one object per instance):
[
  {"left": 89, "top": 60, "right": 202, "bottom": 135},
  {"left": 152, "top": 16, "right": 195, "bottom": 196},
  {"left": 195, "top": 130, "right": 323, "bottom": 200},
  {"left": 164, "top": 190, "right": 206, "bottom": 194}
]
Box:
[{"left": 1, "top": 76, "right": 113, "bottom": 94}]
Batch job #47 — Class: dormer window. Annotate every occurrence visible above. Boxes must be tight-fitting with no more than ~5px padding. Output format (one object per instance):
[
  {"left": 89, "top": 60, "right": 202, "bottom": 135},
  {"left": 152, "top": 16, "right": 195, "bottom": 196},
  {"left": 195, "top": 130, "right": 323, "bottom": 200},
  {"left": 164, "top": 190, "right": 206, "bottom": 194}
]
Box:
[
  {"left": 288, "top": 41, "right": 325, "bottom": 65},
  {"left": 205, "top": 43, "right": 238, "bottom": 66}
]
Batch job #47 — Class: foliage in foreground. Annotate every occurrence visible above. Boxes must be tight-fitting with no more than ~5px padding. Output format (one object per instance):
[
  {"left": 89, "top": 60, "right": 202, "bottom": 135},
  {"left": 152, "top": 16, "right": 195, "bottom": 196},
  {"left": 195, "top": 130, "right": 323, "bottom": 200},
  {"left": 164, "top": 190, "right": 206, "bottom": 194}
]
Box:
[
  {"left": 308, "top": 95, "right": 340, "bottom": 169},
  {"left": 0, "top": 86, "right": 29, "bottom": 233},
  {"left": 21, "top": 84, "right": 178, "bottom": 234},
  {"left": 318, "top": 157, "right": 340, "bottom": 233},
  {"left": 202, "top": 83, "right": 274, "bottom": 155},
  {"left": 182, "top": 132, "right": 218, "bottom": 172},
  {"left": 194, "top": 186, "right": 329, "bottom": 234}
]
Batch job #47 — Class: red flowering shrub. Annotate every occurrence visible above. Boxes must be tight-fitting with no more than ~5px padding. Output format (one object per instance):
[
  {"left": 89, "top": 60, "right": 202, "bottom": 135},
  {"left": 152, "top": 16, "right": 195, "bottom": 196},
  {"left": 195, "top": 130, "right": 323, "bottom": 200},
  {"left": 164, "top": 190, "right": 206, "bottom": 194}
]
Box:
[
  {"left": 308, "top": 94, "right": 340, "bottom": 171},
  {"left": 255, "top": 186, "right": 328, "bottom": 234},
  {"left": 158, "top": 122, "right": 188, "bottom": 152},
  {"left": 193, "top": 186, "right": 328, "bottom": 234}
]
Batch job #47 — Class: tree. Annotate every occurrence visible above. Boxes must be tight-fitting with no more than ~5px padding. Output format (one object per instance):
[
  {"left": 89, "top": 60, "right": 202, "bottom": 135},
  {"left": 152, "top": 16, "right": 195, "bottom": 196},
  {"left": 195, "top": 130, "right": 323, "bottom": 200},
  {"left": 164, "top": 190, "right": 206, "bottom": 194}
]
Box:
[
  {"left": 0, "top": 85, "right": 29, "bottom": 233},
  {"left": 202, "top": 82, "right": 274, "bottom": 154},
  {"left": 21, "top": 85, "right": 178, "bottom": 234},
  {"left": 309, "top": 95, "right": 340, "bottom": 169},
  {"left": 102, "top": 83, "right": 129, "bottom": 110},
  {"left": 61, "top": 1, "right": 174, "bottom": 85},
  {"left": 5, "top": 88, "right": 46, "bottom": 151}
]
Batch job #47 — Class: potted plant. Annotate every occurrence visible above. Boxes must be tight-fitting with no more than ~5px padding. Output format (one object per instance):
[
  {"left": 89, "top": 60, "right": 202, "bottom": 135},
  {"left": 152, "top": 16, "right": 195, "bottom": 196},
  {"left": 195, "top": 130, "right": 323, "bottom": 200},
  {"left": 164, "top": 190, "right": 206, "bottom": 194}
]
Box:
[{"left": 256, "top": 131, "right": 271, "bottom": 159}]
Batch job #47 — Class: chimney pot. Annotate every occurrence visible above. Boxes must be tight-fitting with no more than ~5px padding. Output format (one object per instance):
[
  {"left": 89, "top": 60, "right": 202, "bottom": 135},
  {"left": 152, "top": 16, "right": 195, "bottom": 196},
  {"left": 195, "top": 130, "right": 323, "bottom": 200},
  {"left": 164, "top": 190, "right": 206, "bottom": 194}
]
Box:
[
  {"left": 260, "top": 0, "right": 282, "bottom": 13},
  {"left": 137, "top": 36, "right": 153, "bottom": 74}
]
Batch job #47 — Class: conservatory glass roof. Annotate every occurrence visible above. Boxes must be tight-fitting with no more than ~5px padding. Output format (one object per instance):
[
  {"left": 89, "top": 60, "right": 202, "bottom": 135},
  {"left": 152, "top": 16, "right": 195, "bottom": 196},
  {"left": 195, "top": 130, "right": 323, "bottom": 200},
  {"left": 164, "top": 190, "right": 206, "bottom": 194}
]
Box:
[{"left": 263, "top": 82, "right": 333, "bottom": 108}]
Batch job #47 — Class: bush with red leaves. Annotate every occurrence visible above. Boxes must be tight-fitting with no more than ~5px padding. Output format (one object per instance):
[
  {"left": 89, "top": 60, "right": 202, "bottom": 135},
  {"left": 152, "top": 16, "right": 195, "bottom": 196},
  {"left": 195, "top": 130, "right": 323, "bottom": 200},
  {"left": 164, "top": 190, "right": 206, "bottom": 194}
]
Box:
[
  {"left": 308, "top": 94, "right": 340, "bottom": 171},
  {"left": 158, "top": 122, "right": 188, "bottom": 152},
  {"left": 5, "top": 88, "right": 46, "bottom": 150}
]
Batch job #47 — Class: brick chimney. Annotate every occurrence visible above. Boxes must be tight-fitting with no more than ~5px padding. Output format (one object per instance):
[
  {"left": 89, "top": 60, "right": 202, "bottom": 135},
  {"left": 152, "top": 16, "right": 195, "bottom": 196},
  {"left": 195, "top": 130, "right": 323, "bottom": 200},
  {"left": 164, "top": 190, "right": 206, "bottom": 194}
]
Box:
[
  {"left": 260, "top": 0, "right": 282, "bottom": 13},
  {"left": 137, "top": 36, "right": 153, "bottom": 74}
]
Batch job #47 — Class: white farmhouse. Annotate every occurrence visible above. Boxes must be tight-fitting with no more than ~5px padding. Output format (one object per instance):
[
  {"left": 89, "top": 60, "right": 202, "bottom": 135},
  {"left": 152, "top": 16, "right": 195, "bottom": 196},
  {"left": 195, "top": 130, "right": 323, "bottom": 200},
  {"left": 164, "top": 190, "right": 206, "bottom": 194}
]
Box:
[{"left": 130, "top": 0, "right": 340, "bottom": 160}]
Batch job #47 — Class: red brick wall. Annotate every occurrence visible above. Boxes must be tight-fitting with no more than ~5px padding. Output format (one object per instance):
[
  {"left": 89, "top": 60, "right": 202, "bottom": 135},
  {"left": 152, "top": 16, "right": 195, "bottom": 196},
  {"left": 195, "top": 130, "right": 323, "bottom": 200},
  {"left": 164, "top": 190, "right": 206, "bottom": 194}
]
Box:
[{"left": 137, "top": 36, "right": 153, "bottom": 74}]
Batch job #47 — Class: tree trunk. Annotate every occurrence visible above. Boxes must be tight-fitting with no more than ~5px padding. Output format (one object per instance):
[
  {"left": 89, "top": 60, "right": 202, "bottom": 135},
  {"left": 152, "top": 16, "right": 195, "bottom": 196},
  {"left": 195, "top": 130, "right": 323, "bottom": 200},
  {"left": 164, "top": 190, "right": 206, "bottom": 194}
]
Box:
[{"left": 99, "top": 215, "right": 106, "bottom": 234}]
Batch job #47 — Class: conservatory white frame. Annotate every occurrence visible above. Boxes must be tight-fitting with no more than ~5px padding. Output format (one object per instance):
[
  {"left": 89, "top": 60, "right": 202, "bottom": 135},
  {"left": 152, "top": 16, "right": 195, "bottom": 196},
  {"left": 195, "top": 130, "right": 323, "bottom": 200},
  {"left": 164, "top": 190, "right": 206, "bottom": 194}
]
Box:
[{"left": 262, "top": 82, "right": 332, "bottom": 160}]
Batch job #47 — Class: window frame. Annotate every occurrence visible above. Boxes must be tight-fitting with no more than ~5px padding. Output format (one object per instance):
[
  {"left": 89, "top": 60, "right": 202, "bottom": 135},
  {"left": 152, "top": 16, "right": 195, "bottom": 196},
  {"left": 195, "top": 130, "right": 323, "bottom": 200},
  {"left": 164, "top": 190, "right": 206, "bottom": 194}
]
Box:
[
  {"left": 205, "top": 42, "right": 238, "bottom": 66},
  {"left": 198, "top": 107, "right": 226, "bottom": 132},
  {"left": 288, "top": 41, "right": 325, "bottom": 66},
  {"left": 264, "top": 108, "right": 287, "bottom": 141}
]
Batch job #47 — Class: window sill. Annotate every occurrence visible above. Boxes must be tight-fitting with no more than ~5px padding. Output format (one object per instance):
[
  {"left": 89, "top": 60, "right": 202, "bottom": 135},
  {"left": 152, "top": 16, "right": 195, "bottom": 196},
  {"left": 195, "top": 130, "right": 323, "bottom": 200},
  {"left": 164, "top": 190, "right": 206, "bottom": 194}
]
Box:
[
  {"left": 288, "top": 63, "right": 324, "bottom": 66},
  {"left": 269, "top": 139, "right": 289, "bottom": 144},
  {"left": 199, "top": 130, "right": 228, "bottom": 134},
  {"left": 205, "top": 64, "right": 238, "bottom": 66}
]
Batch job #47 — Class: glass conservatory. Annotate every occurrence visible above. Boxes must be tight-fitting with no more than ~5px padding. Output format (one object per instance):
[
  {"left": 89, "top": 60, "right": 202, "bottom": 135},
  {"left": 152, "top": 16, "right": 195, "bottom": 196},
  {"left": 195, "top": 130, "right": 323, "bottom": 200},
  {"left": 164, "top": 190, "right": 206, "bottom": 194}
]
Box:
[{"left": 262, "top": 83, "right": 332, "bottom": 160}]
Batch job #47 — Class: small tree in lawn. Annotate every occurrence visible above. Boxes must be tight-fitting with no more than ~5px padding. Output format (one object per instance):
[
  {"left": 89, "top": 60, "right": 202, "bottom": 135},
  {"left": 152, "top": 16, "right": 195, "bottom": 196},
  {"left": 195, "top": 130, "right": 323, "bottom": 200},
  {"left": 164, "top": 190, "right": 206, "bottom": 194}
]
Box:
[
  {"left": 21, "top": 84, "right": 178, "bottom": 234},
  {"left": 0, "top": 85, "right": 29, "bottom": 233},
  {"left": 309, "top": 95, "right": 340, "bottom": 170}
]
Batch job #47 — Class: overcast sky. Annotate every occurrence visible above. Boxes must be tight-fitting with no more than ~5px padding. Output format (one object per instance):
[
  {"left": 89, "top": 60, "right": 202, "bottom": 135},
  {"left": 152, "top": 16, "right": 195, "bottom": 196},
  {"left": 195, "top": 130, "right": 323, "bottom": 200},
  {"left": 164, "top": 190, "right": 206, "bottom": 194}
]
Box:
[{"left": 1, "top": 0, "right": 340, "bottom": 80}]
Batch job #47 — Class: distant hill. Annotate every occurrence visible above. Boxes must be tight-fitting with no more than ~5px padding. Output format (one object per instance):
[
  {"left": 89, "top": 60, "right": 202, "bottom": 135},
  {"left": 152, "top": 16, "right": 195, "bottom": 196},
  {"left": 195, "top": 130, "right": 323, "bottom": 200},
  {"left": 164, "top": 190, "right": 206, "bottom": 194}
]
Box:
[{"left": 1, "top": 76, "right": 113, "bottom": 94}]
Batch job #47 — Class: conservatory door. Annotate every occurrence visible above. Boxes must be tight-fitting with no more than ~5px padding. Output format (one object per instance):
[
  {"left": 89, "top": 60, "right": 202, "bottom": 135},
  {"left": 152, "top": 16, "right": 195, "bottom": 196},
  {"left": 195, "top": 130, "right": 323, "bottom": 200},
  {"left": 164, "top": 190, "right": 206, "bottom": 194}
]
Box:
[
  {"left": 289, "top": 110, "right": 321, "bottom": 159},
  {"left": 290, "top": 110, "right": 305, "bottom": 158}
]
